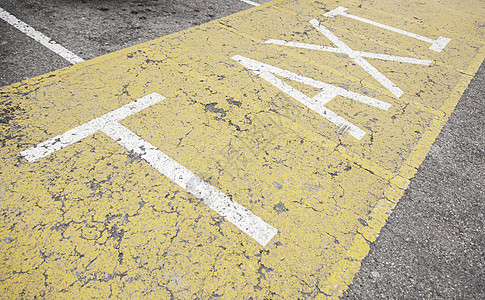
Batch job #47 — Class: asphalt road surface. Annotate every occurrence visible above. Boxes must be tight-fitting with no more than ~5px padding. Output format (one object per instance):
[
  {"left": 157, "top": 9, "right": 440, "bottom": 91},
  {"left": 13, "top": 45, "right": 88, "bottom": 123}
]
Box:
[{"left": 1, "top": 0, "right": 483, "bottom": 298}]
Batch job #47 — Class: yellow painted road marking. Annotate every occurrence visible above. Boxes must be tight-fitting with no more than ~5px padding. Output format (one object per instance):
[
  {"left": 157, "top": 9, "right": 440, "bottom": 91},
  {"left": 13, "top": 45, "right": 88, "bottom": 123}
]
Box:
[{"left": 1, "top": 0, "right": 484, "bottom": 298}]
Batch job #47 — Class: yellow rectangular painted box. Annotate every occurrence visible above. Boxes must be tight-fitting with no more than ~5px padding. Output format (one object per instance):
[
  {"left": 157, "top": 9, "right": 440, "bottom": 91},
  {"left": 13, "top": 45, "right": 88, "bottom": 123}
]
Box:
[{"left": 0, "top": 0, "right": 483, "bottom": 298}]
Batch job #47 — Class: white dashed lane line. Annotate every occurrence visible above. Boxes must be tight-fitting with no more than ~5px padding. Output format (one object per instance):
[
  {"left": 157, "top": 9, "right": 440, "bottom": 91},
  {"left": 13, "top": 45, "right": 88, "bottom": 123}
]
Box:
[{"left": 0, "top": 6, "right": 83, "bottom": 64}]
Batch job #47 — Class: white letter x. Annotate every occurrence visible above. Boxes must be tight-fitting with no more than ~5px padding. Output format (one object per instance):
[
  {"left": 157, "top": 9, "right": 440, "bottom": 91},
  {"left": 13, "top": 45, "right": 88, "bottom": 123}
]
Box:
[{"left": 267, "top": 19, "right": 434, "bottom": 99}]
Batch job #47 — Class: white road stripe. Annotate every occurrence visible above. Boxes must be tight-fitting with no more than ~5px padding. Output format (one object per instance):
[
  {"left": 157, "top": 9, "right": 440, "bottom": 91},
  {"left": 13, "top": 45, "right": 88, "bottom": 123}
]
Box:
[
  {"left": 103, "top": 121, "right": 278, "bottom": 246},
  {"left": 265, "top": 39, "right": 433, "bottom": 65},
  {"left": 0, "top": 7, "right": 84, "bottom": 64},
  {"left": 21, "top": 93, "right": 163, "bottom": 162},
  {"left": 323, "top": 6, "right": 451, "bottom": 52},
  {"left": 232, "top": 55, "right": 392, "bottom": 140},
  {"left": 238, "top": 0, "right": 260, "bottom": 6},
  {"left": 233, "top": 55, "right": 391, "bottom": 110},
  {"left": 21, "top": 92, "right": 277, "bottom": 246},
  {"left": 310, "top": 19, "right": 404, "bottom": 98}
]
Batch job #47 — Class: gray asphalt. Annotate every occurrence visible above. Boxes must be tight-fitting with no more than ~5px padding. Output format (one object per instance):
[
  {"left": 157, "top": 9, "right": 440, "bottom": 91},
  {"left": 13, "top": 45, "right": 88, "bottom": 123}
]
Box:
[
  {"left": 1, "top": 0, "right": 483, "bottom": 299},
  {"left": 344, "top": 61, "right": 485, "bottom": 300}
]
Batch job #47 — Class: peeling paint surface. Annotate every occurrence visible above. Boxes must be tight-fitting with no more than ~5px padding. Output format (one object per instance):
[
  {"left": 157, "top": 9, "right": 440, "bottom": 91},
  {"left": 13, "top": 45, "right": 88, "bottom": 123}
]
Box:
[{"left": 0, "top": 0, "right": 484, "bottom": 298}]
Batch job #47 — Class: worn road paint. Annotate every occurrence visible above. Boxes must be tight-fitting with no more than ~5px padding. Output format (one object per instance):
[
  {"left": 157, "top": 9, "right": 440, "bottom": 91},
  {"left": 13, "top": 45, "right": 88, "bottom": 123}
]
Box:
[
  {"left": 310, "top": 19, "right": 404, "bottom": 98},
  {"left": 239, "top": 0, "right": 261, "bottom": 6},
  {"left": 1, "top": 0, "right": 484, "bottom": 299},
  {"left": 103, "top": 121, "right": 278, "bottom": 247},
  {"left": 324, "top": 6, "right": 451, "bottom": 52},
  {"left": 21, "top": 93, "right": 164, "bottom": 162},
  {"left": 0, "top": 7, "right": 84, "bottom": 64},
  {"left": 265, "top": 39, "right": 433, "bottom": 65},
  {"left": 22, "top": 92, "right": 277, "bottom": 246},
  {"left": 232, "top": 54, "right": 391, "bottom": 140}
]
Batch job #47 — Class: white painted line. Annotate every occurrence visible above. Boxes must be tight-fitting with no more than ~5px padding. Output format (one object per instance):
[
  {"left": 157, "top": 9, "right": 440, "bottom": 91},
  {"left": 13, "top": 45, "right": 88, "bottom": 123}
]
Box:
[
  {"left": 355, "top": 51, "right": 432, "bottom": 65},
  {"left": 312, "top": 90, "right": 337, "bottom": 106},
  {"left": 232, "top": 55, "right": 391, "bottom": 140},
  {"left": 238, "top": 0, "right": 260, "bottom": 6},
  {"left": 266, "top": 39, "right": 433, "bottom": 65},
  {"left": 21, "top": 92, "right": 277, "bottom": 246},
  {"left": 323, "top": 6, "right": 348, "bottom": 18},
  {"left": 103, "top": 121, "right": 278, "bottom": 246},
  {"left": 323, "top": 6, "right": 451, "bottom": 52},
  {"left": 310, "top": 19, "right": 404, "bottom": 98},
  {"left": 0, "top": 7, "right": 84, "bottom": 64},
  {"left": 21, "top": 93, "right": 164, "bottom": 162},
  {"left": 429, "top": 36, "right": 451, "bottom": 52}
]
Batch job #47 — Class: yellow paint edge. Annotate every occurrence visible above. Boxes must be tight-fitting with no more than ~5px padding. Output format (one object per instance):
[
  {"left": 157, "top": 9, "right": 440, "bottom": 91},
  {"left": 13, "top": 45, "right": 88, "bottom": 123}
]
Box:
[
  {"left": 1, "top": 0, "right": 286, "bottom": 93},
  {"left": 320, "top": 45, "right": 485, "bottom": 299}
]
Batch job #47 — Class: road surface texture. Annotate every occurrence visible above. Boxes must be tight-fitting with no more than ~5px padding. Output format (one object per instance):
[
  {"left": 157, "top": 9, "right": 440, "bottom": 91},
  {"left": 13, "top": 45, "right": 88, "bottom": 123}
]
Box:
[{"left": 1, "top": 0, "right": 483, "bottom": 298}]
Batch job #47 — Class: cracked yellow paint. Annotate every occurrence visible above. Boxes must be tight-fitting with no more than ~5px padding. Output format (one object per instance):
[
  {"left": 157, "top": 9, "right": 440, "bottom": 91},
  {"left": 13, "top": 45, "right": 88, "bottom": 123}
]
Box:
[{"left": 1, "top": 0, "right": 484, "bottom": 298}]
